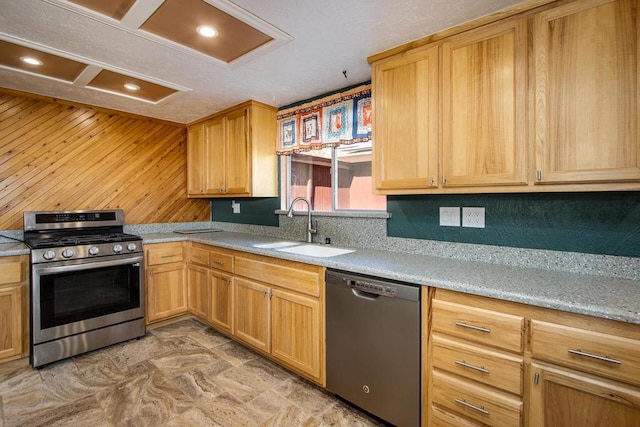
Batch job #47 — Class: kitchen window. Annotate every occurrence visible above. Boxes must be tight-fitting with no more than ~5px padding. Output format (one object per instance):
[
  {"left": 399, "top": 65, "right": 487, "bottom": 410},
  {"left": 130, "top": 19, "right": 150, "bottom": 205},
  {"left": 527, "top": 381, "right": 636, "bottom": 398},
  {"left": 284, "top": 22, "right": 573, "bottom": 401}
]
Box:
[{"left": 280, "top": 141, "right": 386, "bottom": 212}]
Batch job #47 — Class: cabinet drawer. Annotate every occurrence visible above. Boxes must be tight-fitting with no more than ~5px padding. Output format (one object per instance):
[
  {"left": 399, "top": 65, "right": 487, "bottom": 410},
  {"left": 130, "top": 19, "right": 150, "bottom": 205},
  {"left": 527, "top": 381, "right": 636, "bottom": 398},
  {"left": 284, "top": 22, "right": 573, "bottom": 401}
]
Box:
[
  {"left": 431, "top": 405, "right": 483, "bottom": 427},
  {"left": 432, "top": 299, "right": 524, "bottom": 353},
  {"left": 432, "top": 370, "right": 522, "bottom": 427},
  {"left": 432, "top": 334, "right": 523, "bottom": 396},
  {"left": 235, "top": 256, "right": 321, "bottom": 297},
  {"left": 0, "top": 257, "right": 23, "bottom": 285},
  {"left": 530, "top": 320, "right": 640, "bottom": 386},
  {"left": 209, "top": 250, "right": 234, "bottom": 273},
  {"left": 146, "top": 242, "right": 184, "bottom": 266},
  {"left": 188, "top": 246, "right": 209, "bottom": 267}
]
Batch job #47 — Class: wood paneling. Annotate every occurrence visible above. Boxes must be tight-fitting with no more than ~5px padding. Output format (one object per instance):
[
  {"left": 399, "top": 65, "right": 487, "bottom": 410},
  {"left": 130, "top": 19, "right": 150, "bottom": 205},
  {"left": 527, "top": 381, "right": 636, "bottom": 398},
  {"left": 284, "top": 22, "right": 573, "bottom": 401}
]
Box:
[{"left": 0, "top": 92, "right": 210, "bottom": 229}]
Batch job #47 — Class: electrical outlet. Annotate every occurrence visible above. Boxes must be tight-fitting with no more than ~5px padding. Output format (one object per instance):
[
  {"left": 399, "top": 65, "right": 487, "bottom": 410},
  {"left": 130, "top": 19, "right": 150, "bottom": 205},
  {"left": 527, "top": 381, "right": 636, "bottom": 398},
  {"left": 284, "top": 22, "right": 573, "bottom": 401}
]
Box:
[
  {"left": 462, "top": 207, "right": 485, "bottom": 228},
  {"left": 231, "top": 200, "right": 240, "bottom": 214},
  {"left": 439, "top": 207, "right": 460, "bottom": 227}
]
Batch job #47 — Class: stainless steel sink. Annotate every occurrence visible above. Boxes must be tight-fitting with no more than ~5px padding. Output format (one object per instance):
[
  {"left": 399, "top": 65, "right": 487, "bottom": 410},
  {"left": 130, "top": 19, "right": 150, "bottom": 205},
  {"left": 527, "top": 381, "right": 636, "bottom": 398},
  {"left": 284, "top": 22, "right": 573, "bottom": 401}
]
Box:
[{"left": 277, "top": 244, "right": 355, "bottom": 258}]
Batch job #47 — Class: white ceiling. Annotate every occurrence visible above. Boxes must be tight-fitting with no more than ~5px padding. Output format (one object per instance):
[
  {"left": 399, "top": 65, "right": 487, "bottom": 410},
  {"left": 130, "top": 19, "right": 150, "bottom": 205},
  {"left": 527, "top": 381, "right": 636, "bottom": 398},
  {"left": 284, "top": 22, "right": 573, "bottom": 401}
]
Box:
[{"left": 0, "top": 0, "right": 526, "bottom": 124}]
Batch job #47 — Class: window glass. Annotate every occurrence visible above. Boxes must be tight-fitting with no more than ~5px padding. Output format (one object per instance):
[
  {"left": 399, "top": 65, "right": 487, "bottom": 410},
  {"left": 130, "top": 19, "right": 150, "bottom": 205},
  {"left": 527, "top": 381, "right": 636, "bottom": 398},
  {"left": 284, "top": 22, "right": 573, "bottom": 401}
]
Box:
[
  {"left": 335, "top": 142, "right": 386, "bottom": 211},
  {"left": 281, "top": 143, "right": 385, "bottom": 212}
]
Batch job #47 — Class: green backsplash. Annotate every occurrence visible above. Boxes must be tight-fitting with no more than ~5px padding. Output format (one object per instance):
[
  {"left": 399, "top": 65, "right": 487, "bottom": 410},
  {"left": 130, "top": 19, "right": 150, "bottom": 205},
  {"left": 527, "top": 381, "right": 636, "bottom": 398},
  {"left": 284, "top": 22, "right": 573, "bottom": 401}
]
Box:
[
  {"left": 210, "top": 197, "right": 280, "bottom": 227},
  {"left": 387, "top": 192, "right": 640, "bottom": 257}
]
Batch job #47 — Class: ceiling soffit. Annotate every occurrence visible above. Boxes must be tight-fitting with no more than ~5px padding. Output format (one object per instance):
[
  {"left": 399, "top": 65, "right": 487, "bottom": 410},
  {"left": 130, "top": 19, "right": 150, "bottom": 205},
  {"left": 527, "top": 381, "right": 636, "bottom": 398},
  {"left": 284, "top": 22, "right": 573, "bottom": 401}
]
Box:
[{"left": 0, "top": 0, "right": 291, "bottom": 105}]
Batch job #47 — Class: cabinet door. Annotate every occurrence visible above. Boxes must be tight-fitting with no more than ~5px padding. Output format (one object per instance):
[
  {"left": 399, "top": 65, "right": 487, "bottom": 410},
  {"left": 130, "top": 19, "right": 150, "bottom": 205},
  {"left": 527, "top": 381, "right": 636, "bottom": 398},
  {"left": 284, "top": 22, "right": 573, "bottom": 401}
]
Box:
[
  {"left": 0, "top": 285, "right": 22, "bottom": 361},
  {"left": 187, "top": 122, "right": 206, "bottom": 196},
  {"left": 204, "top": 117, "right": 226, "bottom": 195},
  {"left": 534, "top": 0, "right": 640, "bottom": 184},
  {"left": 529, "top": 362, "right": 640, "bottom": 427},
  {"left": 210, "top": 270, "right": 233, "bottom": 334},
  {"left": 224, "top": 108, "right": 250, "bottom": 195},
  {"left": 442, "top": 18, "right": 527, "bottom": 187},
  {"left": 234, "top": 277, "right": 270, "bottom": 353},
  {"left": 372, "top": 44, "right": 439, "bottom": 192},
  {"left": 146, "top": 263, "right": 187, "bottom": 323},
  {"left": 271, "top": 288, "right": 321, "bottom": 381},
  {"left": 187, "top": 264, "right": 209, "bottom": 320}
]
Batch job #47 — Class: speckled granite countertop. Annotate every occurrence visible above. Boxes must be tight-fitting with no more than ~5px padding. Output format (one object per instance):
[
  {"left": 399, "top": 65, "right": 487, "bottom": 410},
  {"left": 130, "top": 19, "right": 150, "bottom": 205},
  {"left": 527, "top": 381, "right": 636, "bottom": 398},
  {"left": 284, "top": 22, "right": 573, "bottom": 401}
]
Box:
[
  {"left": 142, "top": 231, "right": 640, "bottom": 325},
  {"left": 0, "top": 242, "right": 30, "bottom": 256}
]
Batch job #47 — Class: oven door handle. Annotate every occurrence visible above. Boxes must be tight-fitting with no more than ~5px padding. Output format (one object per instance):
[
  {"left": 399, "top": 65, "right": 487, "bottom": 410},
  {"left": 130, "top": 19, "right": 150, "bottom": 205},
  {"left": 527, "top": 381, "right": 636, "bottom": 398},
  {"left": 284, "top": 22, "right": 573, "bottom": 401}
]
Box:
[{"left": 34, "top": 255, "right": 143, "bottom": 275}]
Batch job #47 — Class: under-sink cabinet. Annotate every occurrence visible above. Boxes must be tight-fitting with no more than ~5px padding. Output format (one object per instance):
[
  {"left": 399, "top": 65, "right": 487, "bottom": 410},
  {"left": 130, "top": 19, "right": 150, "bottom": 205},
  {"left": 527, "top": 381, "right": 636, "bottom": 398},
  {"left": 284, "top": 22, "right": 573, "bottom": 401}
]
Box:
[
  {"left": 234, "top": 253, "right": 324, "bottom": 385},
  {"left": 0, "top": 255, "right": 29, "bottom": 364},
  {"left": 145, "top": 242, "right": 187, "bottom": 324},
  {"left": 428, "top": 289, "right": 640, "bottom": 427}
]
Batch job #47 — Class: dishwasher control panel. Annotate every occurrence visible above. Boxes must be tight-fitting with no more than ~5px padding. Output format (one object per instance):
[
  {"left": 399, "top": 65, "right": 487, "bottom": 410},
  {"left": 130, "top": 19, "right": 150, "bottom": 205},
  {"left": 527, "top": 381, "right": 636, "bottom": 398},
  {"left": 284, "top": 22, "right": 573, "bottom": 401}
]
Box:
[
  {"left": 347, "top": 279, "right": 397, "bottom": 297},
  {"left": 325, "top": 269, "right": 420, "bottom": 301}
]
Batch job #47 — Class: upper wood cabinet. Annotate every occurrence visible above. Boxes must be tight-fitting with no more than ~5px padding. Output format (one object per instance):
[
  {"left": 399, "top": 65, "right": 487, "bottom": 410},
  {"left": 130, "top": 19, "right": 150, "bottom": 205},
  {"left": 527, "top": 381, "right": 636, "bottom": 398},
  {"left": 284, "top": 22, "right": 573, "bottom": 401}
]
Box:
[
  {"left": 442, "top": 18, "right": 527, "bottom": 188},
  {"left": 369, "top": 0, "right": 640, "bottom": 193},
  {"left": 534, "top": 0, "right": 640, "bottom": 185},
  {"left": 187, "top": 100, "right": 277, "bottom": 198},
  {"left": 372, "top": 44, "right": 439, "bottom": 192}
]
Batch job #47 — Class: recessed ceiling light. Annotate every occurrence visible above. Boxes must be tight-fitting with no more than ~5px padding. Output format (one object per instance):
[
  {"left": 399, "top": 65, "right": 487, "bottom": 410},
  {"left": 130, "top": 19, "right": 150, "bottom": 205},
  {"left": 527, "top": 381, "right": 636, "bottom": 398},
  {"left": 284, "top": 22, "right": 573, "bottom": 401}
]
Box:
[
  {"left": 196, "top": 25, "right": 218, "bottom": 38},
  {"left": 20, "top": 56, "right": 43, "bottom": 66},
  {"left": 124, "top": 83, "right": 141, "bottom": 91}
]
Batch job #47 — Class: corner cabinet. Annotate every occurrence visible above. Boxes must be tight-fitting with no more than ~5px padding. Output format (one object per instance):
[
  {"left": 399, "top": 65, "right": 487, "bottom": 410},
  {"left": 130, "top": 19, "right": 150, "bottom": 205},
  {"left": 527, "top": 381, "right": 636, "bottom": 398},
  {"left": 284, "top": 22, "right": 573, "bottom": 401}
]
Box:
[
  {"left": 533, "top": 0, "right": 640, "bottom": 185},
  {"left": 0, "top": 255, "right": 29, "bottom": 364},
  {"left": 187, "top": 100, "right": 278, "bottom": 198}
]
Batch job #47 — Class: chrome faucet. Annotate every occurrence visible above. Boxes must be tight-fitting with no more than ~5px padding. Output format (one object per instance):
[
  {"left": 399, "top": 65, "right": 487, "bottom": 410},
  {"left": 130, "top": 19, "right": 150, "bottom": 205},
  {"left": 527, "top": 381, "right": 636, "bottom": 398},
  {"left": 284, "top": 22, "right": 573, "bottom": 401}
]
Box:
[{"left": 286, "top": 196, "right": 317, "bottom": 243}]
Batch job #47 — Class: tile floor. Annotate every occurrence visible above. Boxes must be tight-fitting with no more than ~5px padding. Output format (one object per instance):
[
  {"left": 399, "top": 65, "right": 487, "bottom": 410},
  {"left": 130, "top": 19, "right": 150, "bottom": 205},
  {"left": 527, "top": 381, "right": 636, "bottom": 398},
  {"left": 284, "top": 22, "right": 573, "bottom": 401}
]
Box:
[{"left": 0, "top": 319, "right": 385, "bottom": 427}]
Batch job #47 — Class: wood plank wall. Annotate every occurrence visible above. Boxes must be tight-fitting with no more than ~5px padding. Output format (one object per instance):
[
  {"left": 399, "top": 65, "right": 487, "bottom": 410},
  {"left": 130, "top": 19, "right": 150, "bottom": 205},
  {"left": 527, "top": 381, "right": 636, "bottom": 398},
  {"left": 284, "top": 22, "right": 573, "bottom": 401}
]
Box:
[{"left": 0, "top": 91, "right": 210, "bottom": 230}]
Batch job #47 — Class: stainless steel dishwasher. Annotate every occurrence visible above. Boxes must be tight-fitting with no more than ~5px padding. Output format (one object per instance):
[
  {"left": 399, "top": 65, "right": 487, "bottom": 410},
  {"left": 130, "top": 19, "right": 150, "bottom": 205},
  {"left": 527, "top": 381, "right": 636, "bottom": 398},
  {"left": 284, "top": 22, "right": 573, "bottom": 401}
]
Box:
[{"left": 326, "top": 269, "right": 421, "bottom": 427}]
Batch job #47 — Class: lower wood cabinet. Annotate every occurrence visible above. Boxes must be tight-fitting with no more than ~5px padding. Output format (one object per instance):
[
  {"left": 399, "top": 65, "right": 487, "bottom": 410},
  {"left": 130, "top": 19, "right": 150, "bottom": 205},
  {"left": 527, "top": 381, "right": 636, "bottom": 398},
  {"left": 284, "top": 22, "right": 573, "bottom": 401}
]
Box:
[
  {"left": 234, "top": 277, "right": 271, "bottom": 353},
  {"left": 0, "top": 255, "right": 29, "bottom": 364},
  {"left": 209, "top": 269, "right": 233, "bottom": 334},
  {"left": 233, "top": 254, "right": 324, "bottom": 385},
  {"left": 186, "top": 263, "right": 209, "bottom": 320},
  {"left": 528, "top": 362, "right": 640, "bottom": 427},
  {"left": 145, "top": 242, "right": 187, "bottom": 324},
  {"left": 428, "top": 289, "right": 640, "bottom": 427}
]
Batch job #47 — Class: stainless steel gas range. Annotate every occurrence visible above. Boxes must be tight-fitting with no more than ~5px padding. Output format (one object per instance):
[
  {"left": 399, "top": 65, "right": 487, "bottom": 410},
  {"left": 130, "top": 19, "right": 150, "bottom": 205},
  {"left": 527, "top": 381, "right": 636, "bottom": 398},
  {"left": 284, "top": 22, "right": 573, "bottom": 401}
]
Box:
[{"left": 23, "top": 209, "right": 145, "bottom": 367}]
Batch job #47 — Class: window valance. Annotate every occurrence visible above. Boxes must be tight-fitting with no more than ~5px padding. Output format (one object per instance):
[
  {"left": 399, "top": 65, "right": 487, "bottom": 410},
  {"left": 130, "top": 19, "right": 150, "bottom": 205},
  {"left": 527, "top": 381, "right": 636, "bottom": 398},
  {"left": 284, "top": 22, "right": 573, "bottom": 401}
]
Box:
[{"left": 276, "top": 83, "right": 372, "bottom": 155}]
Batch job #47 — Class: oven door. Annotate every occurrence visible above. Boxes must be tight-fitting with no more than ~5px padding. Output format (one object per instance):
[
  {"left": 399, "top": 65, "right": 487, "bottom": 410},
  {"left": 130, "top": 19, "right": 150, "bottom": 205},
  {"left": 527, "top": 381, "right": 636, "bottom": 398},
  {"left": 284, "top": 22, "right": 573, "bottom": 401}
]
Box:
[{"left": 32, "top": 254, "right": 144, "bottom": 344}]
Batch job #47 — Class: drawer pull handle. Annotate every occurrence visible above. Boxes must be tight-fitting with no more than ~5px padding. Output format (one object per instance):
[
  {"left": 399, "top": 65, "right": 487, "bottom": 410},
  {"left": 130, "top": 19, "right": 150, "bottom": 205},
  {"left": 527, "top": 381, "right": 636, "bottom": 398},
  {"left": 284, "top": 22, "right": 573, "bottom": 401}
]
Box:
[
  {"left": 568, "top": 349, "right": 622, "bottom": 365},
  {"left": 213, "top": 260, "right": 225, "bottom": 265},
  {"left": 454, "top": 398, "right": 490, "bottom": 415},
  {"left": 455, "top": 360, "right": 490, "bottom": 374},
  {"left": 193, "top": 255, "right": 202, "bottom": 259},
  {"left": 160, "top": 254, "right": 177, "bottom": 259},
  {"left": 455, "top": 322, "right": 491, "bottom": 334}
]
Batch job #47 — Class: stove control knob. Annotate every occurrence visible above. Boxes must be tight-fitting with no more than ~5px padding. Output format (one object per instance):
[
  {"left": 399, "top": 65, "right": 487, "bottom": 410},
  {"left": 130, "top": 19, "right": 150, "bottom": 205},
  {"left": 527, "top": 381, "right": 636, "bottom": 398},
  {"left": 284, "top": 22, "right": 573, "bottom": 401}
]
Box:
[
  {"left": 88, "top": 246, "right": 100, "bottom": 256},
  {"left": 127, "top": 243, "right": 137, "bottom": 252},
  {"left": 43, "top": 250, "right": 56, "bottom": 260},
  {"left": 113, "top": 244, "right": 123, "bottom": 253},
  {"left": 62, "top": 249, "right": 74, "bottom": 258}
]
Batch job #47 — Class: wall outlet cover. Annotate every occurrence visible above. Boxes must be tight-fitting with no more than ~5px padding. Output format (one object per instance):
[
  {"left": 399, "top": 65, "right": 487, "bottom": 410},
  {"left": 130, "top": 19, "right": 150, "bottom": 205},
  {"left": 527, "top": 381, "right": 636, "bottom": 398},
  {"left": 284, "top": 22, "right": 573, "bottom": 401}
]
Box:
[
  {"left": 440, "top": 207, "right": 461, "bottom": 227},
  {"left": 462, "top": 207, "right": 485, "bottom": 228}
]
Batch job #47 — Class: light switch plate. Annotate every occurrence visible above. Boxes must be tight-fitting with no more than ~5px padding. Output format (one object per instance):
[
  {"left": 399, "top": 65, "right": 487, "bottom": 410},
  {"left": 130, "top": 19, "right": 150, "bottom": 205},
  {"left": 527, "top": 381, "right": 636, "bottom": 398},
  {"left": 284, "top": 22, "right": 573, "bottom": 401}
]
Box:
[
  {"left": 439, "top": 207, "right": 460, "bottom": 227},
  {"left": 462, "top": 207, "right": 485, "bottom": 228},
  {"left": 231, "top": 201, "right": 240, "bottom": 214}
]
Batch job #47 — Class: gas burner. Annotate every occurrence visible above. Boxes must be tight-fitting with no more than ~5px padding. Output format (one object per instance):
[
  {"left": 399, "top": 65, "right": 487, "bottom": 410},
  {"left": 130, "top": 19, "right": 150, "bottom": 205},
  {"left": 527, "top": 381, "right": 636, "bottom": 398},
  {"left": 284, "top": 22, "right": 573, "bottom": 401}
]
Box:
[{"left": 23, "top": 209, "right": 143, "bottom": 263}]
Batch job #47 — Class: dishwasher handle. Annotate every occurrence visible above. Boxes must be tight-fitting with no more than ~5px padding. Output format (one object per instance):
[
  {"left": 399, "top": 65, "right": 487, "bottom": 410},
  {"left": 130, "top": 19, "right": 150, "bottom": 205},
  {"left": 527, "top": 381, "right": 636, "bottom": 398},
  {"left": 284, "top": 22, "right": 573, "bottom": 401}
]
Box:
[{"left": 351, "top": 288, "right": 380, "bottom": 300}]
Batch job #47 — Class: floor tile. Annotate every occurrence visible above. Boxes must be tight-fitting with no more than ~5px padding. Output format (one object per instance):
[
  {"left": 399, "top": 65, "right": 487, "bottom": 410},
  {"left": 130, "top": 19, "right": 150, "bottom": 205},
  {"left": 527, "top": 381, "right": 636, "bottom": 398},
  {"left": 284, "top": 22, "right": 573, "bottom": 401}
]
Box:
[{"left": 0, "top": 319, "right": 382, "bottom": 427}]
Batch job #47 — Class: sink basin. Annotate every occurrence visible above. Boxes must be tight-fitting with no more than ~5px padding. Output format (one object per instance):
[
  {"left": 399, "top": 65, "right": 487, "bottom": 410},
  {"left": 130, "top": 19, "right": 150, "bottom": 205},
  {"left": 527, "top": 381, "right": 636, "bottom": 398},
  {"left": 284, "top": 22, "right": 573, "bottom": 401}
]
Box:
[
  {"left": 277, "top": 244, "right": 355, "bottom": 258},
  {"left": 252, "top": 241, "right": 301, "bottom": 249}
]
